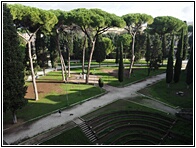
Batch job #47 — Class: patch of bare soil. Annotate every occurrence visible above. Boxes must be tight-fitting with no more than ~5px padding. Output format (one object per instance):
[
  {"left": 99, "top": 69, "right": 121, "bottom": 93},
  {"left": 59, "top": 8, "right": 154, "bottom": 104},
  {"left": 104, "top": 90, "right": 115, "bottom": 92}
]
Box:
[{"left": 25, "top": 82, "right": 63, "bottom": 99}]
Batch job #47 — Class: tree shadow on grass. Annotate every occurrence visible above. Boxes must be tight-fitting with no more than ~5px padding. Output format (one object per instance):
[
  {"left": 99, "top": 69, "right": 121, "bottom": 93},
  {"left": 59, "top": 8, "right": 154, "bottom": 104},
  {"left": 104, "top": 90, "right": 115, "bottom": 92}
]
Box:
[{"left": 3, "top": 86, "right": 101, "bottom": 128}]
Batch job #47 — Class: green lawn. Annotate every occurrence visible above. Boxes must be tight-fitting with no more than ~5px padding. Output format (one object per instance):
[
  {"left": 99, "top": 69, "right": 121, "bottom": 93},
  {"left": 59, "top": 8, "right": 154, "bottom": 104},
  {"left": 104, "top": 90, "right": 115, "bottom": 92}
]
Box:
[
  {"left": 64, "top": 59, "right": 165, "bottom": 67},
  {"left": 37, "top": 71, "right": 63, "bottom": 81},
  {"left": 36, "top": 67, "right": 193, "bottom": 145},
  {"left": 41, "top": 126, "right": 92, "bottom": 145},
  {"left": 68, "top": 59, "right": 130, "bottom": 67},
  {"left": 93, "top": 66, "right": 166, "bottom": 87},
  {"left": 138, "top": 70, "right": 193, "bottom": 108},
  {"left": 83, "top": 99, "right": 192, "bottom": 145},
  {"left": 3, "top": 82, "right": 105, "bottom": 125},
  {"left": 71, "top": 66, "right": 166, "bottom": 87},
  {"left": 42, "top": 99, "right": 173, "bottom": 145},
  {"left": 82, "top": 99, "right": 172, "bottom": 121}
]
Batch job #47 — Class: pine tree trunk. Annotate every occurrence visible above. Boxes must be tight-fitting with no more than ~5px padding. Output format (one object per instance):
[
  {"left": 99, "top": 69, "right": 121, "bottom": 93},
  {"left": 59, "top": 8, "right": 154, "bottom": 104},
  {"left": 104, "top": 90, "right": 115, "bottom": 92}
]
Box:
[
  {"left": 28, "top": 41, "right": 39, "bottom": 101},
  {"left": 57, "top": 32, "right": 66, "bottom": 82},
  {"left": 129, "top": 34, "right": 136, "bottom": 78},
  {"left": 61, "top": 54, "right": 67, "bottom": 81},
  {"left": 43, "top": 68, "right": 46, "bottom": 76},
  {"left": 86, "top": 41, "right": 96, "bottom": 84},
  {"left": 12, "top": 111, "right": 17, "bottom": 124},
  {"left": 129, "top": 55, "right": 135, "bottom": 77}
]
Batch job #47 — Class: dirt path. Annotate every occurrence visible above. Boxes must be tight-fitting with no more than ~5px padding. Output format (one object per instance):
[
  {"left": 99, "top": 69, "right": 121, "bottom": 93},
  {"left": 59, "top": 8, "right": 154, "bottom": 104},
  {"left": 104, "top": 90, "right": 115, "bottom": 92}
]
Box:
[{"left": 3, "top": 73, "right": 179, "bottom": 145}]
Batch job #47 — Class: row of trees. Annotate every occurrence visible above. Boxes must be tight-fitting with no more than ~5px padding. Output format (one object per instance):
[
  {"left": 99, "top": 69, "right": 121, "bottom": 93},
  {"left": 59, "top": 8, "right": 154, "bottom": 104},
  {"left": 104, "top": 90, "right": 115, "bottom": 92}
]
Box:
[
  {"left": 8, "top": 3, "right": 193, "bottom": 94},
  {"left": 4, "top": 3, "right": 193, "bottom": 123},
  {"left": 7, "top": 4, "right": 153, "bottom": 101}
]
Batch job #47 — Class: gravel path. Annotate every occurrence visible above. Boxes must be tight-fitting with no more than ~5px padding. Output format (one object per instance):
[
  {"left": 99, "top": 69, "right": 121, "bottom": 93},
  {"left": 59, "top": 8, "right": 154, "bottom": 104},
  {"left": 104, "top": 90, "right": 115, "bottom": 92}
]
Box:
[{"left": 3, "top": 73, "right": 180, "bottom": 145}]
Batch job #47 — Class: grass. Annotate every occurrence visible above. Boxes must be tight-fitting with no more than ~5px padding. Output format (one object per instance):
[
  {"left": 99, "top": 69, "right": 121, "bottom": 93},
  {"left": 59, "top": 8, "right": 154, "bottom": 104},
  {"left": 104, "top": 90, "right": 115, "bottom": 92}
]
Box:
[
  {"left": 49, "top": 99, "right": 192, "bottom": 145},
  {"left": 30, "top": 66, "right": 192, "bottom": 145},
  {"left": 138, "top": 70, "right": 193, "bottom": 108},
  {"left": 41, "top": 99, "right": 174, "bottom": 145},
  {"left": 3, "top": 83, "right": 105, "bottom": 125},
  {"left": 68, "top": 59, "right": 130, "bottom": 67},
  {"left": 37, "top": 71, "right": 63, "bottom": 81},
  {"left": 25, "top": 81, "right": 32, "bottom": 86},
  {"left": 62, "top": 59, "right": 166, "bottom": 67},
  {"left": 93, "top": 66, "right": 166, "bottom": 87},
  {"left": 162, "top": 119, "right": 193, "bottom": 145},
  {"left": 41, "top": 126, "right": 92, "bottom": 145},
  {"left": 82, "top": 99, "right": 173, "bottom": 121},
  {"left": 83, "top": 99, "right": 192, "bottom": 145}
]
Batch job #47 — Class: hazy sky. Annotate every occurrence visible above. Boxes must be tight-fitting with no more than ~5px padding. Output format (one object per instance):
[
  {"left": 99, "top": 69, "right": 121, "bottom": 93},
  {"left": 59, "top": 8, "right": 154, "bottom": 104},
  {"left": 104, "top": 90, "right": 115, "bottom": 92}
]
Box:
[{"left": 6, "top": 1, "right": 194, "bottom": 22}]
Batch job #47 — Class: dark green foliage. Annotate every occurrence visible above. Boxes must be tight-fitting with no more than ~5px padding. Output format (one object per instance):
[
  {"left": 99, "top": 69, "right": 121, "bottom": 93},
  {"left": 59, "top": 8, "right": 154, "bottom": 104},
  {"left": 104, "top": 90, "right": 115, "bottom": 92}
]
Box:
[
  {"left": 94, "top": 36, "right": 114, "bottom": 65},
  {"left": 149, "top": 33, "right": 162, "bottom": 70},
  {"left": 161, "top": 34, "right": 167, "bottom": 61},
  {"left": 48, "top": 35, "right": 58, "bottom": 68},
  {"left": 115, "top": 47, "right": 119, "bottom": 64},
  {"left": 166, "top": 35, "right": 174, "bottom": 84},
  {"left": 64, "top": 31, "right": 74, "bottom": 56},
  {"left": 149, "top": 16, "right": 184, "bottom": 34},
  {"left": 103, "top": 32, "right": 119, "bottom": 60},
  {"left": 94, "top": 36, "right": 106, "bottom": 65},
  {"left": 35, "top": 32, "right": 49, "bottom": 73},
  {"left": 182, "top": 22, "right": 188, "bottom": 60},
  {"left": 188, "top": 25, "right": 193, "bottom": 50},
  {"left": 174, "top": 58, "right": 182, "bottom": 83},
  {"left": 98, "top": 78, "right": 104, "bottom": 88},
  {"left": 118, "top": 43, "right": 124, "bottom": 82},
  {"left": 183, "top": 33, "right": 189, "bottom": 60},
  {"left": 8, "top": 4, "right": 58, "bottom": 33},
  {"left": 117, "top": 33, "right": 131, "bottom": 60},
  {"left": 176, "top": 29, "right": 184, "bottom": 59},
  {"left": 174, "top": 28, "right": 184, "bottom": 83},
  {"left": 186, "top": 48, "right": 193, "bottom": 86},
  {"left": 72, "top": 35, "right": 84, "bottom": 60},
  {"left": 134, "top": 33, "right": 146, "bottom": 62},
  {"left": 145, "top": 33, "right": 151, "bottom": 65},
  {"left": 3, "top": 4, "right": 27, "bottom": 119}
]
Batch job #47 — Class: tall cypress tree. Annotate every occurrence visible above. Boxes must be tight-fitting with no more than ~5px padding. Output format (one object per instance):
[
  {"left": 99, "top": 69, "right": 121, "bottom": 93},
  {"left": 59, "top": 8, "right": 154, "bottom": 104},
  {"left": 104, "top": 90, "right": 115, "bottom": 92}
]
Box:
[
  {"left": 145, "top": 33, "right": 151, "bottom": 66},
  {"left": 166, "top": 34, "right": 174, "bottom": 87},
  {"left": 174, "top": 28, "right": 184, "bottom": 83},
  {"left": 183, "top": 22, "right": 189, "bottom": 60},
  {"left": 186, "top": 47, "right": 193, "bottom": 88},
  {"left": 150, "top": 33, "right": 162, "bottom": 70},
  {"left": 118, "top": 42, "right": 124, "bottom": 82},
  {"left": 183, "top": 33, "right": 189, "bottom": 60},
  {"left": 3, "top": 4, "right": 27, "bottom": 123},
  {"left": 115, "top": 47, "right": 119, "bottom": 64},
  {"left": 94, "top": 36, "right": 106, "bottom": 67},
  {"left": 48, "top": 35, "right": 58, "bottom": 70},
  {"left": 161, "top": 34, "right": 167, "bottom": 64}
]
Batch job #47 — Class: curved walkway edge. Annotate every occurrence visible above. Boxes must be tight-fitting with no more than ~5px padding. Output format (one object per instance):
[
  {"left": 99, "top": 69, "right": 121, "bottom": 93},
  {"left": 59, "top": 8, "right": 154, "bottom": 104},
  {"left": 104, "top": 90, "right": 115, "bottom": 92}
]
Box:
[{"left": 3, "top": 73, "right": 179, "bottom": 145}]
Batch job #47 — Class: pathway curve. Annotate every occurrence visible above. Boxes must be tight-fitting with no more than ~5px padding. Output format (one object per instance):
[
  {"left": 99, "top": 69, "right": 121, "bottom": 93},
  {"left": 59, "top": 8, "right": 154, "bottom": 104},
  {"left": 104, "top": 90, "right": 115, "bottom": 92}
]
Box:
[{"left": 3, "top": 73, "right": 180, "bottom": 145}]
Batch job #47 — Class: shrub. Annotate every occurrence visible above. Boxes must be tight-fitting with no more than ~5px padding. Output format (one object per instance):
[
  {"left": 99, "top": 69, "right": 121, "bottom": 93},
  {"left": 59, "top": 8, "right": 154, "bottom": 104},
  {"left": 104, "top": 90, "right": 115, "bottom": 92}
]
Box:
[{"left": 98, "top": 78, "right": 104, "bottom": 88}]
